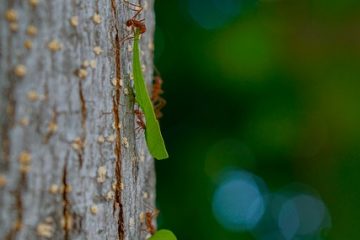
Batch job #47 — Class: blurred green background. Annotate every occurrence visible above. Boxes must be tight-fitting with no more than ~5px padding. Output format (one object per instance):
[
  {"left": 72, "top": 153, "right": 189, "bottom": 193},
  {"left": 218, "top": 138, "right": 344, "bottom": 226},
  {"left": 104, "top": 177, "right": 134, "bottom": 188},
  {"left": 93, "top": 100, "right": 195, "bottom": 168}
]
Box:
[{"left": 153, "top": 0, "right": 360, "bottom": 239}]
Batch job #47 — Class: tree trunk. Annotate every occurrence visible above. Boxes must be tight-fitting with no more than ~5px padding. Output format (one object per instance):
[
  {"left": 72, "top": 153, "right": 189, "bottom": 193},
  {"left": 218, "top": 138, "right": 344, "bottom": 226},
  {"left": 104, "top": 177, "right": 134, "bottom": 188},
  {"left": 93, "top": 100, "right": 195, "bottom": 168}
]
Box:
[{"left": 0, "top": 0, "right": 156, "bottom": 239}]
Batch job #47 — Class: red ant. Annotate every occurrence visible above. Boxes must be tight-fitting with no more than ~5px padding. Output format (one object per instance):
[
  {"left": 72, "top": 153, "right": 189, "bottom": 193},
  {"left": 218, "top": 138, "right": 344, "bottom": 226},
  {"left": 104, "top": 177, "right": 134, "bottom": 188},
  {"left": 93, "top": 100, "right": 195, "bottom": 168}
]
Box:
[
  {"left": 134, "top": 109, "right": 146, "bottom": 131},
  {"left": 151, "top": 75, "right": 166, "bottom": 119},
  {"left": 145, "top": 209, "right": 159, "bottom": 235},
  {"left": 124, "top": 0, "right": 146, "bottom": 34}
]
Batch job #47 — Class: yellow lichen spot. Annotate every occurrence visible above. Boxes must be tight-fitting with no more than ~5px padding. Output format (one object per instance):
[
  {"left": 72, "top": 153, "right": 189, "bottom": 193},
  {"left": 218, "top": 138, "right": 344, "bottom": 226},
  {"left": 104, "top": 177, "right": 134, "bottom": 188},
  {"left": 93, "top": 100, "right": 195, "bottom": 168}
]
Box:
[
  {"left": 49, "top": 184, "right": 59, "bottom": 194},
  {"left": 93, "top": 46, "right": 103, "bottom": 55},
  {"left": 129, "top": 72, "right": 134, "bottom": 80},
  {"left": 77, "top": 68, "right": 87, "bottom": 79},
  {"left": 14, "top": 65, "right": 26, "bottom": 77},
  {"left": 106, "top": 134, "right": 116, "bottom": 142},
  {"left": 97, "top": 135, "right": 105, "bottom": 143},
  {"left": 47, "top": 122, "right": 58, "bottom": 133},
  {"left": 106, "top": 190, "right": 115, "bottom": 201},
  {"left": 5, "top": 9, "right": 18, "bottom": 22},
  {"left": 97, "top": 166, "right": 107, "bottom": 183},
  {"left": 70, "top": 16, "right": 78, "bottom": 27},
  {"left": 139, "top": 152, "right": 145, "bottom": 162},
  {"left": 37, "top": 222, "right": 54, "bottom": 238},
  {"left": 29, "top": 0, "right": 40, "bottom": 7},
  {"left": 26, "top": 25, "right": 38, "bottom": 36},
  {"left": 111, "top": 78, "right": 118, "bottom": 87},
  {"left": 44, "top": 217, "right": 54, "bottom": 224},
  {"left": 148, "top": 41, "right": 154, "bottom": 51},
  {"left": 127, "top": 44, "right": 133, "bottom": 52},
  {"left": 27, "top": 90, "right": 39, "bottom": 101},
  {"left": 92, "top": 13, "right": 102, "bottom": 24},
  {"left": 112, "top": 122, "right": 122, "bottom": 130},
  {"left": 60, "top": 213, "right": 73, "bottom": 231},
  {"left": 90, "top": 205, "right": 98, "bottom": 215},
  {"left": 0, "top": 175, "right": 7, "bottom": 187},
  {"left": 120, "top": 182, "right": 124, "bottom": 190},
  {"left": 19, "top": 151, "right": 32, "bottom": 164},
  {"left": 139, "top": 212, "right": 145, "bottom": 223},
  {"left": 129, "top": 217, "right": 135, "bottom": 227},
  {"left": 71, "top": 137, "right": 84, "bottom": 152},
  {"left": 148, "top": 42, "right": 155, "bottom": 52},
  {"left": 47, "top": 39, "right": 61, "bottom": 52},
  {"left": 9, "top": 23, "right": 19, "bottom": 32},
  {"left": 122, "top": 137, "right": 129, "bottom": 148},
  {"left": 82, "top": 60, "right": 90, "bottom": 68},
  {"left": 123, "top": 87, "right": 129, "bottom": 95},
  {"left": 112, "top": 181, "right": 117, "bottom": 191},
  {"left": 12, "top": 220, "right": 23, "bottom": 231},
  {"left": 19, "top": 117, "right": 29, "bottom": 126},
  {"left": 61, "top": 184, "right": 72, "bottom": 193},
  {"left": 90, "top": 60, "right": 96, "bottom": 69},
  {"left": 19, "top": 150, "right": 32, "bottom": 173},
  {"left": 143, "top": 191, "right": 149, "bottom": 199},
  {"left": 24, "top": 40, "right": 33, "bottom": 49},
  {"left": 143, "top": 1, "right": 149, "bottom": 10}
]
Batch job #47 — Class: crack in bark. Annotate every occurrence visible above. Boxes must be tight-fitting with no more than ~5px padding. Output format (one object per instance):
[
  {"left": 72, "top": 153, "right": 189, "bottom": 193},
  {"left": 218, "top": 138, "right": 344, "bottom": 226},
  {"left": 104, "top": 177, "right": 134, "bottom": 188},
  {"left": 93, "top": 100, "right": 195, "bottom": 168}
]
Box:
[
  {"left": 1, "top": 78, "right": 16, "bottom": 170},
  {"left": 43, "top": 106, "right": 58, "bottom": 143},
  {"left": 111, "top": 0, "right": 125, "bottom": 239},
  {"left": 78, "top": 80, "right": 87, "bottom": 130},
  {"left": 62, "top": 154, "right": 70, "bottom": 240},
  {"left": 15, "top": 172, "right": 25, "bottom": 230},
  {"left": 78, "top": 79, "right": 87, "bottom": 168},
  {"left": 5, "top": 171, "right": 26, "bottom": 240}
]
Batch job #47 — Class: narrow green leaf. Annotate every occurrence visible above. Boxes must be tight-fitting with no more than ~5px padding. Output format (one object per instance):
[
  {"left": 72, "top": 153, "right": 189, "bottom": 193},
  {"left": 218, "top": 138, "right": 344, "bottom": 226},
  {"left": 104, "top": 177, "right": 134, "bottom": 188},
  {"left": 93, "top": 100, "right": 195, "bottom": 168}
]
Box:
[
  {"left": 148, "top": 229, "right": 177, "bottom": 240},
  {"left": 133, "top": 30, "right": 169, "bottom": 160}
]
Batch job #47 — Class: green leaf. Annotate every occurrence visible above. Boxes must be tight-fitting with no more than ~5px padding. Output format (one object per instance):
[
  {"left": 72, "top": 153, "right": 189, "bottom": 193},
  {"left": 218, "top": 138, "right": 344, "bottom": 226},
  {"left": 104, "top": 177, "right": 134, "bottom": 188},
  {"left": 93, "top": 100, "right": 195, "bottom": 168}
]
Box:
[
  {"left": 148, "top": 229, "right": 177, "bottom": 240},
  {"left": 133, "top": 30, "right": 169, "bottom": 160}
]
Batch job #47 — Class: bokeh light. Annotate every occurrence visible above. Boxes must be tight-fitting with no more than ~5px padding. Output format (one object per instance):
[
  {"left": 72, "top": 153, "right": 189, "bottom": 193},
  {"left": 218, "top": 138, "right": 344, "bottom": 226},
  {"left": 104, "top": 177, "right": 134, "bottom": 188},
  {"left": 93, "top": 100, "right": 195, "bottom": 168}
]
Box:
[
  {"left": 278, "top": 193, "right": 331, "bottom": 239},
  {"left": 212, "top": 170, "right": 267, "bottom": 231}
]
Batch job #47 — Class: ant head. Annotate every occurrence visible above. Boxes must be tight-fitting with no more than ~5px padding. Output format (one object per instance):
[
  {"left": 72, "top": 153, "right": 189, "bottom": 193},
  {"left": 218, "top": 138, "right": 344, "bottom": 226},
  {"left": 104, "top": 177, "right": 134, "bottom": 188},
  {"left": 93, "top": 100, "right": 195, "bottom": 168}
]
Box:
[{"left": 126, "top": 19, "right": 133, "bottom": 26}]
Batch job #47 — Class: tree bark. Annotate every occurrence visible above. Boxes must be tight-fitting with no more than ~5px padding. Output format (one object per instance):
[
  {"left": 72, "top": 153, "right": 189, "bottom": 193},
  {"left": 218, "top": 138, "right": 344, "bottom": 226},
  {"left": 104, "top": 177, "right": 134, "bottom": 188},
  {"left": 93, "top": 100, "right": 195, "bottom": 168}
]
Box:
[{"left": 0, "top": 0, "right": 156, "bottom": 239}]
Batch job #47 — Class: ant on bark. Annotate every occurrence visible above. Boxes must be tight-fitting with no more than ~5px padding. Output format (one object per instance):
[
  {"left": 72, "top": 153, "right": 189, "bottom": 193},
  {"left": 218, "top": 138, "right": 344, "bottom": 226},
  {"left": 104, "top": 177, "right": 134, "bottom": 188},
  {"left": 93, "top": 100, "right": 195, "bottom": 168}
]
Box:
[
  {"left": 124, "top": 0, "right": 146, "bottom": 34},
  {"left": 134, "top": 109, "right": 146, "bottom": 132},
  {"left": 145, "top": 209, "right": 159, "bottom": 235},
  {"left": 151, "top": 73, "right": 166, "bottom": 119}
]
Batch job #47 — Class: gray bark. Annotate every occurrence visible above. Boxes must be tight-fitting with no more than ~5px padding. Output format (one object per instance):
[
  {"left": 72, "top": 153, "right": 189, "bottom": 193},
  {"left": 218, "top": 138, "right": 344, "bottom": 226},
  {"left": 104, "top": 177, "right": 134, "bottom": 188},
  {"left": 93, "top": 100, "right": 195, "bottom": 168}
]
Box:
[{"left": 0, "top": 0, "right": 156, "bottom": 239}]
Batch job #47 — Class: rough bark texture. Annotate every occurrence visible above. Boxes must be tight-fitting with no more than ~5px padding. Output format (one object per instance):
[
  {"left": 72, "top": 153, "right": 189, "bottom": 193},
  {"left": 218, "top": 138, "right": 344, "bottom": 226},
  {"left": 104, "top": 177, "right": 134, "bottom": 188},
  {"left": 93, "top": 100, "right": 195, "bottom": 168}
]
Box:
[{"left": 0, "top": 0, "right": 156, "bottom": 239}]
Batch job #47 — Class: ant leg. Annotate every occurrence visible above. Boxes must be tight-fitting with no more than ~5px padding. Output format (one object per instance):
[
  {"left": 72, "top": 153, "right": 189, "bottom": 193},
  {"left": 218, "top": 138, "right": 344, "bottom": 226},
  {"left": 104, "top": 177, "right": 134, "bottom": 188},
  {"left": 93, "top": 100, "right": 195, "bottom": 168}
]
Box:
[
  {"left": 120, "top": 34, "right": 135, "bottom": 44},
  {"left": 123, "top": 0, "right": 143, "bottom": 18},
  {"left": 123, "top": 0, "right": 141, "bottom": 8},
  {"left": 153, "top": 66, "right": 161, "bottom": 76},
  {"left": 153, "top": 98, "right": 167, "bottom": 109}
]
